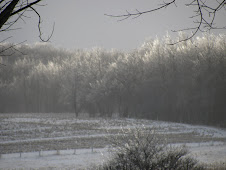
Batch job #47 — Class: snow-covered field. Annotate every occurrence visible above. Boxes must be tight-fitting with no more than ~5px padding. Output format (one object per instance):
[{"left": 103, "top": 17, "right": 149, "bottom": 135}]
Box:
[
  {"left": 0, "top": 148, "right": 109, "bottom": 169},
  {"left": 0, "top": 113, "right": 226, "bottom": 169}
]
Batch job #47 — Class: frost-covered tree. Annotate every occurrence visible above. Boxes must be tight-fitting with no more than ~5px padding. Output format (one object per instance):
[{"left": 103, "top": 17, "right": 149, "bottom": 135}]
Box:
[{"left": 0, "top": 34, "right": 225, "bottom": 127}]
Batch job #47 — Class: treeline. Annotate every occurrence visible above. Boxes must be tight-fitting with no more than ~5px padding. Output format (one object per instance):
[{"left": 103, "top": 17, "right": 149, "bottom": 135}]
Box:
[{"left": 0, "top": 34, "right": 226, "bottom": 127}]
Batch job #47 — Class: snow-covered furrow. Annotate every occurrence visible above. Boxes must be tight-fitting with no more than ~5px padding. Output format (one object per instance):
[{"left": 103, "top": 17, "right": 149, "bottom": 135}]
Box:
[
  {"left": 0, "top": 127, "right": 51, "bottom": 133},
  {"left": 0, "top": 134, "right": 112, "bottom": 145}
]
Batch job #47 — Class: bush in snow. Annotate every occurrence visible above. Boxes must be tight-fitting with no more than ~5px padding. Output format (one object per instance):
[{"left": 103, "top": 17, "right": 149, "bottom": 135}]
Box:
[{"left": 99, "top": 127, "right": 203, "bottom": 170}]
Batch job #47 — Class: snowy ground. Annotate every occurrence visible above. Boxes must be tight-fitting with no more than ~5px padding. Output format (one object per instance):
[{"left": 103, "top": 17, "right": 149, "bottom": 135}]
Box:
[
  {"left": 0, "top": 145, "right": 226, "bottom": 169},
  {"left": 0, "top": 148, "right": 109, "bottom": 169},
  {"left": 0, "top": 113, "right": 226, "bottom": 169}
]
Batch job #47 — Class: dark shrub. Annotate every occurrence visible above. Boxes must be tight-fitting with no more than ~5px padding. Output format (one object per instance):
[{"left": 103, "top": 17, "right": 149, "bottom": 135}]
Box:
[{"left": 99, "top": 128, "right": 203, "bottom": 170}]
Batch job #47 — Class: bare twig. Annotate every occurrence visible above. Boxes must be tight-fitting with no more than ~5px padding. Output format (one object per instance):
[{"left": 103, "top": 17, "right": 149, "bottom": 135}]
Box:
[
  {"left": 30, "top": 6, "right": 55, "bottom": 42},
  {"left": 10, "top": 0, "right": 42, "bottom": 16},
  {"left": 0, "top": 0, "right": 54, "bottom": 42},
  {"left": 105, "top": 0, "right": 176, "bottom": 21},
  {"left": 105, "top": 0, "right": 226, "bottom": 44}
]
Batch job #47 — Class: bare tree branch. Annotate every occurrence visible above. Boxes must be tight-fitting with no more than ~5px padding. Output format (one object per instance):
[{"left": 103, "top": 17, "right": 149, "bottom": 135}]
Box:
[
  {"left": 10, "top": 0, "right": 42, "bottom": 16},
  {"left": 0, "top": 0, "right": 54, "bottom": 42},
  {"left": 30, "top": 6, "right": 55, "bottom": 42},
  {"left": 105, "top": 0, "right": 226, "bottom": 44},
  {"left": 0, "top": 0, "right": 20, "bottom": 29},
  {"left": 105, "top": 0, "right": 176, "bottom": 21},
  {"left": 0, "top": 0, "right": 54, "bottom": 65}
]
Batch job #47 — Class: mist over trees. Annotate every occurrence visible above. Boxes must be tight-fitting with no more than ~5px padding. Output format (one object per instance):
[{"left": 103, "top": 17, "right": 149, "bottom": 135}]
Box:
[{"left": 0, "top": 34, "right": 226, "bottom": 127}]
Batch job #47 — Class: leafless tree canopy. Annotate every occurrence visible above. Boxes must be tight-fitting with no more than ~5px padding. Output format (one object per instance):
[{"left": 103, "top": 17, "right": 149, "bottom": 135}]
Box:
[
  {"left": 105, "top": 0, "right": 226, "bottom": 44},
  {"left": 0, "top": 0, "right": 54, "bottom": 42}
]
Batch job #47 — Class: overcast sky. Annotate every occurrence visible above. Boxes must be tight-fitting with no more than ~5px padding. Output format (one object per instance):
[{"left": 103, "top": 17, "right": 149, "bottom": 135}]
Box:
[{"left": 2, "top": 0, "right": 226, "bottom": 50}]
